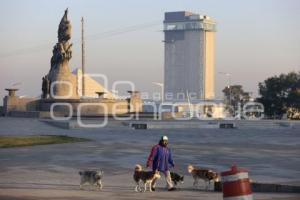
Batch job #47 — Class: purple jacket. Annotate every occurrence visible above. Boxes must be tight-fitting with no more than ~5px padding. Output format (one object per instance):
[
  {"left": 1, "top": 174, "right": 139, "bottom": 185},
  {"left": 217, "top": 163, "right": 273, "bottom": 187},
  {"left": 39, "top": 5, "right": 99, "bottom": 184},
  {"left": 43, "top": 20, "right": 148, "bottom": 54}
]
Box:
[{"left": 147, "top": 144, "right": 174, "bottom": 172}]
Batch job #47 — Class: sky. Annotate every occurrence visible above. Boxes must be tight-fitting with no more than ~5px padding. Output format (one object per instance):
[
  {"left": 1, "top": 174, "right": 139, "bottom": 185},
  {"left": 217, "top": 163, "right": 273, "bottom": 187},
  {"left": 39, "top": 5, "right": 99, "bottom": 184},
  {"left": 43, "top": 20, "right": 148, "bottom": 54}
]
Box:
[{"left": 0, "top": 0, "right": 299, "bottom": 103}]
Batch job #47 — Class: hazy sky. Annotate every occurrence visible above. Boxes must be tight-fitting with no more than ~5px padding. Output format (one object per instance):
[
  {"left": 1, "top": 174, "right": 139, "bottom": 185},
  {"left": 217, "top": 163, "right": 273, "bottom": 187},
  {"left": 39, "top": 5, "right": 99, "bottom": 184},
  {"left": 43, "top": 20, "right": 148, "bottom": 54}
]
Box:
[{"left": 0, "top": 0, "right": 299, "bottom": 102}]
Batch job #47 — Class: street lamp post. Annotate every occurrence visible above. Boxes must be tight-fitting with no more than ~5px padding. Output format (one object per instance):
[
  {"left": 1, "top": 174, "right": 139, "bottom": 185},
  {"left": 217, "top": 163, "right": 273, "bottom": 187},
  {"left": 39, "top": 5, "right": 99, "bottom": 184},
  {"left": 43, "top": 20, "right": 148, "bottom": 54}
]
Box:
[{"left": 219, "top": 72, "right": 232, "bottom": 114}]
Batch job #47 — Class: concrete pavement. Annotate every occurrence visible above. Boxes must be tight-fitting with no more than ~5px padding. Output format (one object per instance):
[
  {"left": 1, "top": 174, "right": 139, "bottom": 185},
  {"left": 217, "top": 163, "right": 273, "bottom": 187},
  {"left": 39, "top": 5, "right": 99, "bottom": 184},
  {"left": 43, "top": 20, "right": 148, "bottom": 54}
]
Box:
[{"left": 0, "top": 117, "right": 299, "bottom": 199}]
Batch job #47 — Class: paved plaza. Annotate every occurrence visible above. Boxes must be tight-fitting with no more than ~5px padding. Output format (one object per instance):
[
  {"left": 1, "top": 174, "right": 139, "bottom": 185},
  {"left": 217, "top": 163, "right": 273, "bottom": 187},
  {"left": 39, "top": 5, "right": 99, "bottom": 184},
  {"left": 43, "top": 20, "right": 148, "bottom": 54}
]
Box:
[{"left": 0, "top": 117, "right": 299, "bottom": 200}]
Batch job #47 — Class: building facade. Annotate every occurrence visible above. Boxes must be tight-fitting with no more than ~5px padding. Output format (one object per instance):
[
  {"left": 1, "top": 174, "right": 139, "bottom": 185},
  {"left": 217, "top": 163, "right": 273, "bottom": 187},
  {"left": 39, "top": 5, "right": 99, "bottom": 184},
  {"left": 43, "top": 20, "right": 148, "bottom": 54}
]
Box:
[{"left": 164, "top": 11, "right": 216, "bottom": 101}]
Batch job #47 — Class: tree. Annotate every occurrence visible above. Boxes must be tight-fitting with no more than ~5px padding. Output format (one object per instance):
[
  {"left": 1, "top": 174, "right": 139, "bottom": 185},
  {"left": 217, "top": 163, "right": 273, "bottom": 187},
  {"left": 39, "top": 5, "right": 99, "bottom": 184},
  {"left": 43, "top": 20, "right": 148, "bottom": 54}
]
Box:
[
  {"left": 222, "top": 85, "right": 250, "bottom": 115},
  {"left": 257, "top": 71, "right": 300, "bottom": 119}
]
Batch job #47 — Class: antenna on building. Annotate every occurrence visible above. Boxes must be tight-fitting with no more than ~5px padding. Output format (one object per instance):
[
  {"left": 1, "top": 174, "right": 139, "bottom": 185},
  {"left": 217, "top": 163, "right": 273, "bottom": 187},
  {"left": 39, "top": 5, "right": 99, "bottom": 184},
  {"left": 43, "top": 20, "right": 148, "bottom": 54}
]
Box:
[{"left": 81, "top": 17, "right": 86, "bottom": 97}]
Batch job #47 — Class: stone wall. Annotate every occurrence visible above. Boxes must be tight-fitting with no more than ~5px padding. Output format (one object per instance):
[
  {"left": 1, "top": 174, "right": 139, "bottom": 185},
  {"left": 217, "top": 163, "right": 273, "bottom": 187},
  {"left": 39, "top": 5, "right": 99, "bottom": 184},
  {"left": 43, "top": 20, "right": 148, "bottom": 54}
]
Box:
[
  {"left": 2, "top": 91, "right": 143, "bottom": 117},
  {"left": 3, "top": 96, "right": 38, "bottom": 115},
  {"left": 39, "top": 98, "right": 142, "bottom": 116}
]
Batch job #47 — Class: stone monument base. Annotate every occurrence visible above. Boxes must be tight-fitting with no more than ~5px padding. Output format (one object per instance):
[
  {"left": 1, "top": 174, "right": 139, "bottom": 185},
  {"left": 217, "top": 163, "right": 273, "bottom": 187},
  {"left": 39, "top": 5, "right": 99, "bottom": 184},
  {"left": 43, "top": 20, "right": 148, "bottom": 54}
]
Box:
[{"left": 39, "top": 98, "right": 140, "bottom": 117}]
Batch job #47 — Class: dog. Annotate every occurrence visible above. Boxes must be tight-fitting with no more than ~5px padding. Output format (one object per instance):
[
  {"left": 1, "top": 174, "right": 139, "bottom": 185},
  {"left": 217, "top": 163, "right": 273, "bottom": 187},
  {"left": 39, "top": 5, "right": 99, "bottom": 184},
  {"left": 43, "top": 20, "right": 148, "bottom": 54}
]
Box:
[
  {"left": 79, "top": 170, "right": 103, "bottom": 190},
  {"left": 133, "top": 164, "right": 161, "bottom": 192},
  {"left": 187, "top": 164, "right": 219, "bottom": 190},
  {"left": 170, "top": 172, "right": 184, "bottom": 186}
]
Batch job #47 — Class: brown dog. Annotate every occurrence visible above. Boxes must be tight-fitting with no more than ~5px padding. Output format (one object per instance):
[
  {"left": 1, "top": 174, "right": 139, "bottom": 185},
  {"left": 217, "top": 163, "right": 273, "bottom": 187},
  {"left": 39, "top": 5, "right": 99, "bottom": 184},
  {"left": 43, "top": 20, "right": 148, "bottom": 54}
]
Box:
[
  {"left": 187, "top": 164, "right": 219, "bottom": 190},
  {"left": 133, "top": 164, "right": 161, "bottom": 192}
]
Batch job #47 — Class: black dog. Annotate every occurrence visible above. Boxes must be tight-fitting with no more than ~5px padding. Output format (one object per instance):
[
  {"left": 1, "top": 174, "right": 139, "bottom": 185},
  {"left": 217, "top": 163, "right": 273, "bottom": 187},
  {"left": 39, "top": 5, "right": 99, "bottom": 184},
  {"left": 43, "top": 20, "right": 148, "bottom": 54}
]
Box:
[{"left": 170, "top": 172, "right": 184, "bottom": 186}]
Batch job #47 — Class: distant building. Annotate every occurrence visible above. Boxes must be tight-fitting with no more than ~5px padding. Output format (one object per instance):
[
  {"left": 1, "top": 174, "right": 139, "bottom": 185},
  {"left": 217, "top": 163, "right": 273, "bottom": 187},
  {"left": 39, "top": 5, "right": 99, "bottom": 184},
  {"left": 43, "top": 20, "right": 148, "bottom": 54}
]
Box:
[{"left": 164, "top": 11, "right": 216, "bottom": 101}]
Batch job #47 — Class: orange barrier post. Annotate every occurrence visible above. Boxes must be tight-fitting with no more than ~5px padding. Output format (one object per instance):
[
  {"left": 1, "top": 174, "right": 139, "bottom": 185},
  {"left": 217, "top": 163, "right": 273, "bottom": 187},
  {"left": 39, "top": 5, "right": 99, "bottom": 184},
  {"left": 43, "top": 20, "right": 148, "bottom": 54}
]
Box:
[{"left": 221, "top": 165, "right": 253, "bottom": 200}]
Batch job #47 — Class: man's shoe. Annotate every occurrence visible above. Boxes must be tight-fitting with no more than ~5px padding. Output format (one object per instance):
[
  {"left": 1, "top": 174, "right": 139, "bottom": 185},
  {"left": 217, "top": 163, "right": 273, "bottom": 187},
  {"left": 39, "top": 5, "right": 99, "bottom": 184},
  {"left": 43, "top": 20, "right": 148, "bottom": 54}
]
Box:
[
  {"left": 151, "top": 187, "right": 155, "bottom": 191},
  {"left": 168, "top": 187, "right": 176, "bottom": 191}
]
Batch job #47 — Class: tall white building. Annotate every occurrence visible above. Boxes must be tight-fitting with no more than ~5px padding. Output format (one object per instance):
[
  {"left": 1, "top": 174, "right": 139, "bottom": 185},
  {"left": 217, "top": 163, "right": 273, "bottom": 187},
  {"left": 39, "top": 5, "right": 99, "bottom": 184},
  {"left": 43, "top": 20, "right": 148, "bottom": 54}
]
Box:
[{"left": 164, "top": 11, "right": 216, "bottom": 101}]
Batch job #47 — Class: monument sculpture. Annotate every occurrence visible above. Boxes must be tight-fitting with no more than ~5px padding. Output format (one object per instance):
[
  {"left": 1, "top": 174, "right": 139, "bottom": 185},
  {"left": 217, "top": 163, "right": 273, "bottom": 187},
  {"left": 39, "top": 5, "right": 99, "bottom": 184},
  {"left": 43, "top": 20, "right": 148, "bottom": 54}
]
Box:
[
  {"left": 2, "top": 9, "right": 142, "bottom": 116},
  {"left": 45, "top": 8, "right": 78, "bottom": 99},
  {"left": 41, "top": 75, "right": 50, "bottom": 99}
]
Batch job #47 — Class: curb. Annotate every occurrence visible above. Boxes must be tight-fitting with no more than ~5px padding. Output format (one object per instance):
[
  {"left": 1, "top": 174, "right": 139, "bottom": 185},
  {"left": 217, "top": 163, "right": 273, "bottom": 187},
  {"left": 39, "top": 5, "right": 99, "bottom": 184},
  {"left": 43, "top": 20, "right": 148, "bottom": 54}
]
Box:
[{"left": 214, "top": 182, "right": 300, "bottom": 193}]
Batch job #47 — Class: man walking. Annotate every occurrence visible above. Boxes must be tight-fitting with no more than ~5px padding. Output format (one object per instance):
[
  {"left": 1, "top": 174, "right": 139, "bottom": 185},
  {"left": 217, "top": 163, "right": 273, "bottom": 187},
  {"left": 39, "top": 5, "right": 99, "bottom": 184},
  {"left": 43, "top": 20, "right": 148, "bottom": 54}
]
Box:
[{"left": 146, "top": 135, "right": 176, "bottom": 191}]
